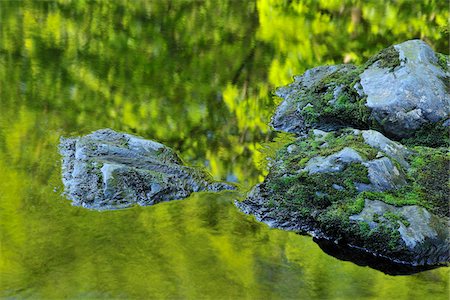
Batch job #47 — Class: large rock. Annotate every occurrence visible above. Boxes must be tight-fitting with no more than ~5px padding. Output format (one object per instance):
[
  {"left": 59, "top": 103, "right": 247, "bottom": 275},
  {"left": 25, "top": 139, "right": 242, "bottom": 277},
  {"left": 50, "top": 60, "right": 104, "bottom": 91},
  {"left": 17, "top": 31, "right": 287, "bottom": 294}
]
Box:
[
  {"left": 235, "top": 129, "right": 449, "bottom": 266},
  {"left": 271, "top": 40, "right": 449, "bottom": 145},
  {"left": 60, "top": 129, "right": 233, "bottom": 210},
  {"left": 350, "top": 199, "right": 449, "bottom": 266},
  {"left": 360, "top": 40, "right": 449, "bottom": 137}
]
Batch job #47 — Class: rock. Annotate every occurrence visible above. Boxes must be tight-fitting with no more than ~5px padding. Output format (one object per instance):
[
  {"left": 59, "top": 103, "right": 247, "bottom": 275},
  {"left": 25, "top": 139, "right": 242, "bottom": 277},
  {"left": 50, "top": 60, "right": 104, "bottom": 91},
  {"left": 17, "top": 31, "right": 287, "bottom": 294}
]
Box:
[
  {"left": 361, "top": 40, "right": 450, "bottom": 138},
  {"left": 235, "top": 129, "right": 449, "bottom": 266},
  {"left": 361, "top": 130, "right": 411, "bottom": 169},
  {"left": 362, "top": 157, "right": 407, "bottom": 191},
  {"left": 271, "top": 65, "right": 350, "bottom": 134},
  {"left": 60, "top": 129, "right": 234, "bottom": 210},
  {"left": 350, "top": 200, "right": 449, "bottom": 265},
  {"left": 270, "top": 40, "right": 449, "bottom": 146},
  {"left": 303, "top": 147, "right": 363, "bottom": 175}
]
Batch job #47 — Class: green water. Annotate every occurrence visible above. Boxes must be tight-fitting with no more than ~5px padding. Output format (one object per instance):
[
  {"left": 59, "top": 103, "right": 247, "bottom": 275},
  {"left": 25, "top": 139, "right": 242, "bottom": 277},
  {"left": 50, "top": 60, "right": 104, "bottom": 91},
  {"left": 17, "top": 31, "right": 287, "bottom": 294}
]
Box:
[{"left": 0, "top": 0, "right": 448, "bottom": 299}]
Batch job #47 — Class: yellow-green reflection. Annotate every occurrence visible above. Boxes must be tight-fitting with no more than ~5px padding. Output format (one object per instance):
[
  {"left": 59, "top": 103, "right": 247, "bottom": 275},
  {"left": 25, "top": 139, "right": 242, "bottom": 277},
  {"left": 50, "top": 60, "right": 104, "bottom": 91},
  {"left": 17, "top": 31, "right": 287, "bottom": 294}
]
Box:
[{"left": 0, "top": 0, "right": 448, "bottom": 299}]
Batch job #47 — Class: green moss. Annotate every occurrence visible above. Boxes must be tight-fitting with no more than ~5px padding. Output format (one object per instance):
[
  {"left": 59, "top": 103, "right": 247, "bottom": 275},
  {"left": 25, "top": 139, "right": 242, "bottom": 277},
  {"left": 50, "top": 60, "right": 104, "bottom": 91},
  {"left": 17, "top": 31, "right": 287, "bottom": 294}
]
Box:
[
  {"left": 409, "top": 146, "right": 450, "bottom": 217},
  {"left": 349, "top": 146, "right": 449, "bottom": 217},
  {"left": 359, "top": 190, "right": 422, "bottom": 207},
  {"left": 316, "top": 208, "right": 404, "bottom": 253},
  {"left": 383, "top": 211, "right": 410, "bottom": 227},
  {"left": 364, "top": 46, "right": 401, "bottom": 71},
  {"left": 261, "top": 128, "right": 447, "bottom": 256},
  {"left": 277, "top": 130, "right": 378, "bottom": 174},
  {"left": 348, "top": 196, "right": 365, "bottom": 214},
  {"left": 401, "top": 121, "right": 449, "bottom": 147},
  {"left": 358, "top": 221, "right": 371, "bottom": 238},
  {"left": 302, "top": 104, "right": 319, "bottom": 123},
  {"left": 292, "top": 65, "right": 371, "bottom": 131},
  {"left": 436, "top": 53, "right": 449, "bottom": 71},
  {"left": 370, "top": 224, "right": 403, "bottom": 252},
  {"left": 266, "top": 160, "right": 370, "bottom": 226}
]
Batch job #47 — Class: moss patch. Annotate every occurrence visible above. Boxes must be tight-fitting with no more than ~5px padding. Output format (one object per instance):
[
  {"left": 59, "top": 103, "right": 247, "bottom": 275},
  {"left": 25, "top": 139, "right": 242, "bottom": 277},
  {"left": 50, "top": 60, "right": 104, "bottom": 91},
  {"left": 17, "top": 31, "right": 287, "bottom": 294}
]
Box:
[
  {"left": 409, "top": 146, "right": 450, "bottom": 217},
  {"left": 436, "top": 53, "right": 449, "bottom": 71},
  {"left": 401, "top": 121, "right": 449, "bottom": 148},
  {"left": 274, "top": 129, "right": 378, "bottom": 173},
  {"left": 256, "top": 129, "right": 448, "bottom": 256},
  {"left": 364, "top": 46, "right": 401, "bottom": 71},
  {"left": 341, "top": 146, "right": 449, "bottom": 217},
  {"left": 290, "top": 65, "right": 371, "bottom": 131}
]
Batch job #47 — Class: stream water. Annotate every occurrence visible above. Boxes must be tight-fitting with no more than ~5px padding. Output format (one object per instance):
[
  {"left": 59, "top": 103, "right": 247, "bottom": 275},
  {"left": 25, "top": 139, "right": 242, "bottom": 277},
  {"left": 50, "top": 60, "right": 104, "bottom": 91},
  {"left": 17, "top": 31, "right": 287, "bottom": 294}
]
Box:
[{"left": 1, "top": 1, "right": 448, "bottom": 299}]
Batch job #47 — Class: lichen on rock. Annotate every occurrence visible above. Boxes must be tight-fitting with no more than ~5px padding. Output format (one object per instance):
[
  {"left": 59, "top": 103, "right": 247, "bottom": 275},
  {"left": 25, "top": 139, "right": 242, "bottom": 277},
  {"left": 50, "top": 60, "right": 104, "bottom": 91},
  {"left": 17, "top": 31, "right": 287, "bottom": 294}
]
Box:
[
  {"left": 271, "top": 39, "right": 450, "bottom": 146},
  {"left": 236, "top": 129, "right": 449, "bottom": 266},
  {"left": 60, "top": 129, "right": 234, "bottom": 210}
]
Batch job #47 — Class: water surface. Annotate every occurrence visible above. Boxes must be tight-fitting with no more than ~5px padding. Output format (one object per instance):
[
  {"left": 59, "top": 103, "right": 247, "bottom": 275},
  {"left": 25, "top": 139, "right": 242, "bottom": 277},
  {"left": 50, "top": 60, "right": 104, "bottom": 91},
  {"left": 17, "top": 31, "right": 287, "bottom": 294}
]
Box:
[{"left": 0, "top": 1, "right": 448, "bottom": 299}]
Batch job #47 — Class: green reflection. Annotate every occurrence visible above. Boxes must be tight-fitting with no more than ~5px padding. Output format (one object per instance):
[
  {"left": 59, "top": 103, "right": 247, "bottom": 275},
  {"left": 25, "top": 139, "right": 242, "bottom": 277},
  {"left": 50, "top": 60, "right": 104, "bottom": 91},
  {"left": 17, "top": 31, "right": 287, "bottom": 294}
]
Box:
[{"left": 0, "top": 0, "right": 448, "bottom": 299}]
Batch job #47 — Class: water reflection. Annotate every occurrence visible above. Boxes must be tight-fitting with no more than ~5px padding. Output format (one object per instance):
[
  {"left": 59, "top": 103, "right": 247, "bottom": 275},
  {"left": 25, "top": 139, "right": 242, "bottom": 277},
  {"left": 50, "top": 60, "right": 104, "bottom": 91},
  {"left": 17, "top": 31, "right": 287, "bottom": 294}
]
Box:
[
  {"left": 0, "top": 0, "right": 449, "bottom": 299},
  {"left": 313, "top": 238, "right": 440, "bottom": 276}
]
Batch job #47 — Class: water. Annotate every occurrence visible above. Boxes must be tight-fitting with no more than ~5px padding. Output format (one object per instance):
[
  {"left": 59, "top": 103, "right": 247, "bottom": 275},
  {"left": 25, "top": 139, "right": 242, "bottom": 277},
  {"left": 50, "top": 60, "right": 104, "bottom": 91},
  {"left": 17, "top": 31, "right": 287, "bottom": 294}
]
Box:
[{"left": 0, "top": 1, "right": 448, "bottom": 299}]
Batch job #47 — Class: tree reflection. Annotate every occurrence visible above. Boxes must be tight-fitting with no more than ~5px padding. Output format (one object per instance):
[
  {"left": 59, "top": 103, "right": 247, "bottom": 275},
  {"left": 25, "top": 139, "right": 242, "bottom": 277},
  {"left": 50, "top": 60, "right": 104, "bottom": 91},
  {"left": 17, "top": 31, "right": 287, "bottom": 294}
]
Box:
[{"left": 0, "top": 0, "right": 449, "bottom": 299}]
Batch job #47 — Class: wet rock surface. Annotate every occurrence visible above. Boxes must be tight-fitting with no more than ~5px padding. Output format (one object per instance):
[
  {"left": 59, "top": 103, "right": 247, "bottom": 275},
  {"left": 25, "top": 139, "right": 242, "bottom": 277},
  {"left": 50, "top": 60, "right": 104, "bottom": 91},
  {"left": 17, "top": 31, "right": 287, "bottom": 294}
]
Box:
[
  {"left": 58, "top": 40, "right": 449, "bottom": 270},
  {"left": 240, "top": 40, "right": 449, "bottom": 267},
  {"left": 360, "top": 40, "right": 450, "bottom": 137},
  {"left": 236, "top": 129, "right": 449, "bottom": 266},
  {"left": 60, "top": 129, "right": 233, "bottom": 210},
  {"left": 271, "top": 40, "right": 449, "bottom": 145}
]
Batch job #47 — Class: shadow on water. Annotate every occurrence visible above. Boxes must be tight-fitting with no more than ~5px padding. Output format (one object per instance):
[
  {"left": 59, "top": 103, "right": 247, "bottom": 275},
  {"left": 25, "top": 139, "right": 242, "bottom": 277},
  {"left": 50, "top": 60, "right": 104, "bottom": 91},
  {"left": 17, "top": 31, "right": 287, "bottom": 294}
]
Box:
[{"left": 313, "top": 237, "right": 442, "bottom": 276}]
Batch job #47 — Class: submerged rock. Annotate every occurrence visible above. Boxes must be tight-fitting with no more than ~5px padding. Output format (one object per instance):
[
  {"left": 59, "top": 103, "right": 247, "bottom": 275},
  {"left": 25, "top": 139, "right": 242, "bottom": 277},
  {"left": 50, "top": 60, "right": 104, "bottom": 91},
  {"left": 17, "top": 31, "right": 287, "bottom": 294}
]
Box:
[
  {"left": 236, "top": 129, "right": 449, "bottom": 266},
  {"left": 271, "top": 40, "right": 449, "bottom": 146},
  {"left": 60, "top": 129, "right": 233, "bottom": 210}
]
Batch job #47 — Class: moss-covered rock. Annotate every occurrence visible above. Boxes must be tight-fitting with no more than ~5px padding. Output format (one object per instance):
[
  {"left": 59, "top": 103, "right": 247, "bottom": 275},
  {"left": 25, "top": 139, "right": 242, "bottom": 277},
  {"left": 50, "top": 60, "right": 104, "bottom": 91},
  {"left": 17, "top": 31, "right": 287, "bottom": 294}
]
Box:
[
  {"left": 60, "top": 129, "right": 234, "bottom": 210},
  {"left": 271, "top": 40, "right": 450, "bottom": 146},
  {"left": 236, "top": 129, "right": 449, "bottom": 266}
]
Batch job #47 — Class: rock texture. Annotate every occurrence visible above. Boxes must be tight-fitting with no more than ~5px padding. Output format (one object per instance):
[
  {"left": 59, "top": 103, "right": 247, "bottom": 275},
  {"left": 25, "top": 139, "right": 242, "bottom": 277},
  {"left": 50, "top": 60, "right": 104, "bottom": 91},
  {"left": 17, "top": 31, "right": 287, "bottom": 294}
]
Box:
[
  {"left": 236, "top": 129, "right": 449, "bottom": 266},
  {"left": 60, "top": 129, "right": 233, "bottom": 210},
  {"left": 271, "top": 40, "right": 450, "bottom": 144},
  {"left": 59, "top": 40, "right": 449, "bottom": 269},
  {"left": 350, "top": 199, "right": 449, "bottom": 266},
  {"left": 360, "top": 40, "right": 449, "bottom": 137},
  {"left": 249, "top": 40, "right": 449, "bottom": 266}
]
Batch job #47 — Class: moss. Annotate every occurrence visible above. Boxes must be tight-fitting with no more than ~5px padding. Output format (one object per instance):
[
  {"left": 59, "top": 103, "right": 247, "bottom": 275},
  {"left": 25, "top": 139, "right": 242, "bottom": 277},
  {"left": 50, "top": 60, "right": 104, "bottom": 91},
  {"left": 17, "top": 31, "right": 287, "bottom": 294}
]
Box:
[
  {"left": 276, "top": 130, "right": 378, "bottom": 174},
  {"left": 260, "top": 127, "right": 447, "bottom": 257},
  {"left": 348, "top": 196, "right": 365, "bottom": 214},
  {"left": 364, "top": 46, "right": 401, "bottom": 71},
  {"left": 316, "top": 207, "right": 404, "bottom": 253},
  {"left": 266, "top": 160, "right": 371, "bottom": 227},
  {"left": 401, "top": 121, "right": 449, "bottom": 147},
  {"left": 383, "top": 211, "right": 410, "bottom": 227},
  {"left": 408, "top": 146, "right": 450, "bottom": 217},
  {"left": 436, "top": 53, "right": 449, "bottom": 71},
  {"left": 359, "top": 189, "right": 422, "bottom": 207},
  {"left": 349, "top": 146, "right": 449, "bottom": 217},
  {"left": 368, "top": 224, "right": 403, "bottom": 252},
  {"left": 292, "top": 65, "right": 371, "bottom": 131},
  {"left": 302, "top": 104, "right": 319, "bottom": 123}
]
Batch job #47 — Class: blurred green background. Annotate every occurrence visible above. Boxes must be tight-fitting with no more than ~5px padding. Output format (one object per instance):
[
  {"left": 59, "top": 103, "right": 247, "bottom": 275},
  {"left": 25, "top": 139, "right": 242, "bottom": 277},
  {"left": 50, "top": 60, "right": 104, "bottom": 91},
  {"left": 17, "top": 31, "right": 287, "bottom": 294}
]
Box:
[{"left": 0, "top": 0, "right": 448, "bottom": 299}]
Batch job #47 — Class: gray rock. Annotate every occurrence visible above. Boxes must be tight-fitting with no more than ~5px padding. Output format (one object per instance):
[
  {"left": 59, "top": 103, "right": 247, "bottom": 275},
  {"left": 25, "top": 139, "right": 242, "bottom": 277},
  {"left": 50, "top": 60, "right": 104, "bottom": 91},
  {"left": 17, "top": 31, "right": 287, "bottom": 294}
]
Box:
[
  {"left": 350, "top": 199, "right": 449, "bottom": 265},
  {"left": 60, "top": 129, "right": 233, "bottom": 210},
  {"left": 363, "top": 157, "right": 407, "bottom": 191},
  {"left": 332, "top": 184, "right": 345, "bottom": 191},
  {"left": 270, "top": 40, "right": 449, "bottom": 142},
  {"left": 362, "top": 130, "right": 412, "bottom": 169},
  {"left": 304, "top": 147, "right": 364, "bottom": 175},
  {"left": 271, "top": 65, "right": 346, "bottom": 133},
  {"left": 360, "top": 40, "right": 450, "bottom": 137},
  {"left": 354, "top": 182, "right": 374, "bottom": 192},
  {"left": 236, "top": 128, "right": 449, "bottom": 266},
  {"left": 312, "top": 129, "right": 330, "bottom": 139}
]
